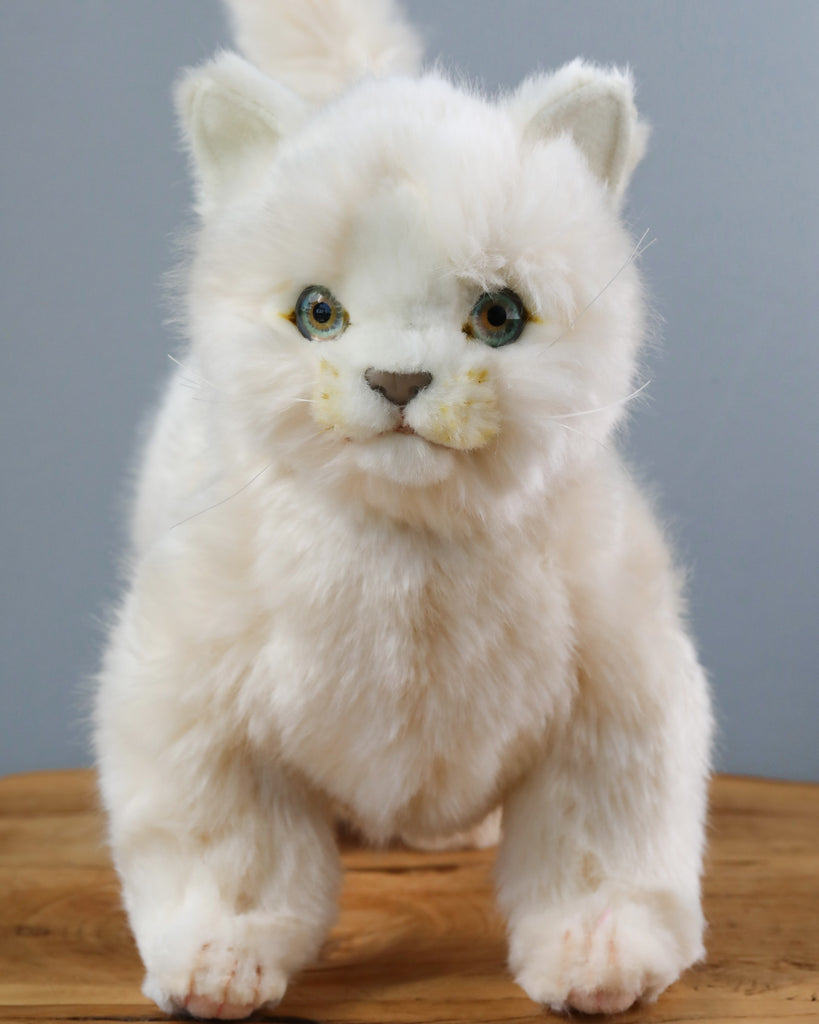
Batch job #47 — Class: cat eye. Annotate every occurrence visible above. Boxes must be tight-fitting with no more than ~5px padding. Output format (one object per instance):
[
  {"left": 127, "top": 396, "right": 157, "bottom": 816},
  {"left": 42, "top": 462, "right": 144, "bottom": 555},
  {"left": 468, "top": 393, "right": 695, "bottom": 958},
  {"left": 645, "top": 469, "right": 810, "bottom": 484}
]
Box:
[
  {"left": 466, "top": 289, "right": 528, "bottom": 347},
  {"left": 293, "top": 285, "right": 349, "bottom": 341}
]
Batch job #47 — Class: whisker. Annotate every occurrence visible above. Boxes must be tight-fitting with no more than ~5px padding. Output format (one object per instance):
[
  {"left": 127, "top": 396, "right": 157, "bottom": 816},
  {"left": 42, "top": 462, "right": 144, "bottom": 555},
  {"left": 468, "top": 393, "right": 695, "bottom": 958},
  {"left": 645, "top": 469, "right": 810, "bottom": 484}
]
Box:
[
  {"left": 168, "top": 353, "right": 221, "bottom": 393},
  {"left": 170, "top": 463, "right": 272, "bottom": 532},
  {"left": 553, "top": 419, "right": 613, "bottom": 452},
  {"left": 547, "top": 229, "right": 654, "bottom": 350},
  {"left": 634, "top": 229, "right": 657, "bottom": 258},
  {"left": 550, "top": 379, "right": 652, "bottom": 420}
]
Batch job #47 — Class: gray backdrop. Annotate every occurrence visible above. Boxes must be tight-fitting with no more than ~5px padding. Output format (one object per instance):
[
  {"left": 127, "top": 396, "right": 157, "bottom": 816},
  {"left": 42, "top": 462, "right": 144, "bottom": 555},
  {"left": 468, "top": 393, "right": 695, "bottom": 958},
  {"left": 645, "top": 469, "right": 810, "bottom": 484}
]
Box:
[{"left": 1, "top": 1, "right": 817, "bottom": 781}]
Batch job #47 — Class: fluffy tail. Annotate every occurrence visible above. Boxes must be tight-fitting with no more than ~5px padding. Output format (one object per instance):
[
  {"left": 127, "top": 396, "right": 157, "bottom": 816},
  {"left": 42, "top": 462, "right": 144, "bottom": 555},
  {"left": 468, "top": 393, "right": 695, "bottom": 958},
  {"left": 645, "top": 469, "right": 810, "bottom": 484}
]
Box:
[{"left": 221, "top": 0, "right": 423, "bottom": 102}]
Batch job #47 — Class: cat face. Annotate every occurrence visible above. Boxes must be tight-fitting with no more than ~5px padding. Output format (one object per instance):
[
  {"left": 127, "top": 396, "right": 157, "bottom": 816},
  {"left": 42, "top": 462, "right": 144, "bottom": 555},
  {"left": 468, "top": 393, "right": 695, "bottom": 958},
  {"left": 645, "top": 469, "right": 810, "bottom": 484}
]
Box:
[{"left": 181, "top": 63, "right": 645, "bottom": 526}]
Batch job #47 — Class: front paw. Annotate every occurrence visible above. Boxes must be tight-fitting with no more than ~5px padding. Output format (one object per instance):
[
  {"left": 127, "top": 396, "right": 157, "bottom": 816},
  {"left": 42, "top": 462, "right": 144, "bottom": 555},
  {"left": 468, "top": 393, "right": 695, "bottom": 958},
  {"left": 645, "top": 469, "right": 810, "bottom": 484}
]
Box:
[
  {"left": 509, "top": 892, "right": 704, "bottom": 1015},
  {"left": 137, "top": 908, "right": 326, "bottom": 1020},
  {"left": 144, "top": 937, "right": 286, "bottom": 1020}
]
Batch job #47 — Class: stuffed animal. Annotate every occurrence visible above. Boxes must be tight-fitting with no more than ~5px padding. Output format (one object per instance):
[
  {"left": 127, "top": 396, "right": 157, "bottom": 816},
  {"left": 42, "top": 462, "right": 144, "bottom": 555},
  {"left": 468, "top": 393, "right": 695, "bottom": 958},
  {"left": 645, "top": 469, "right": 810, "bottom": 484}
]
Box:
[{"left": 95, "top": 1, "right": 713, "bottom": 1017}]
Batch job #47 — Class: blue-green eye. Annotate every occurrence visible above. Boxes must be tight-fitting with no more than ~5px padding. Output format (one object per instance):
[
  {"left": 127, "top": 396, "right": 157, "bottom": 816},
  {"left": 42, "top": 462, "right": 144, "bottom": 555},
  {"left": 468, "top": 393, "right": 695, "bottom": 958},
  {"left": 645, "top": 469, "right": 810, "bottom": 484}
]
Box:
[
  {"left": 466, "top": 289, "right": 528, "bottom": 347},
  {"left": 293, "top": 285, "right": 349, "bottom": 340}
]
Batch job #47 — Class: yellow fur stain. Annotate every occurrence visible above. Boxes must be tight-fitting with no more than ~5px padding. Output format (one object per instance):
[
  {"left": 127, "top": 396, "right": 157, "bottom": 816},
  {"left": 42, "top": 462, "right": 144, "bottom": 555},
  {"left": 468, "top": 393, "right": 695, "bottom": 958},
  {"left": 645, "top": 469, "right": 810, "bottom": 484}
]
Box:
[
  {"left": 423, "top": 369, "right": 500, "bottom": 451},
  {"left": 312, "top": 360, "right": 345, "bottom": 431},
  {"left": 310, "top": 360, "right": 500, "bottom": 450}
]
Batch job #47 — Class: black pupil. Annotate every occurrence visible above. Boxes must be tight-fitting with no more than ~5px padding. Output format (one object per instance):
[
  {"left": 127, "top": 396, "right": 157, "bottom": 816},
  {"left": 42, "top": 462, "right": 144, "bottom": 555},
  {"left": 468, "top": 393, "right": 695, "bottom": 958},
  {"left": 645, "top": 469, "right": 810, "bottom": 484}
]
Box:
[
  {"left": 487, "top": 304, "right": 507, "bottom": 328},
  {"left": 312, "top": 301, "right": 332, "bottom": 325}
]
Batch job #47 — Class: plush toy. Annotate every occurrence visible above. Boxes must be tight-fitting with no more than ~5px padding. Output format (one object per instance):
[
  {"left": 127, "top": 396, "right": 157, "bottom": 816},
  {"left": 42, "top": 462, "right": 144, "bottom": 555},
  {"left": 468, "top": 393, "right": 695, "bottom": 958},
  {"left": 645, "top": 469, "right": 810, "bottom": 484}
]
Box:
[{"left": 95, "top": 0, "right": 713, "bottom": 1018}]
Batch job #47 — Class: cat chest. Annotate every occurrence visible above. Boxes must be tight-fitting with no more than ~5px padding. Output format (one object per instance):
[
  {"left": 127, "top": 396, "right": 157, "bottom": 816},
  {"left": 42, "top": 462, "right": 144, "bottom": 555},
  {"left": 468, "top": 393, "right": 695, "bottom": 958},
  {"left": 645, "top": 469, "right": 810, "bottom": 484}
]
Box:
[{"left": 248, "top": 539, "right": 574, "bottom": 829}]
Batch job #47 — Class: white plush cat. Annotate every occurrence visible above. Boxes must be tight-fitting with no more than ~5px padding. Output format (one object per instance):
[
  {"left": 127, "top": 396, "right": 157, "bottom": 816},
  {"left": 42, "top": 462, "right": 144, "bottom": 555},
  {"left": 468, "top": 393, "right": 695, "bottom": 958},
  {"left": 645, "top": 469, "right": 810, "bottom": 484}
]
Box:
[{"left": 95, "top": 0, "right": 713, "bottom": 1018}]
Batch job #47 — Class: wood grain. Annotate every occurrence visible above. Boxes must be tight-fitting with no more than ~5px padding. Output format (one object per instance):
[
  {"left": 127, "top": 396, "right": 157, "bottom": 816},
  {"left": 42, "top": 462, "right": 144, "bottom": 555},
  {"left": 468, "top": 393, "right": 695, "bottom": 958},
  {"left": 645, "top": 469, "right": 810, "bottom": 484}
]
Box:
[{"left": 0, "top": 771, "right": 817, "bottom": 1023}]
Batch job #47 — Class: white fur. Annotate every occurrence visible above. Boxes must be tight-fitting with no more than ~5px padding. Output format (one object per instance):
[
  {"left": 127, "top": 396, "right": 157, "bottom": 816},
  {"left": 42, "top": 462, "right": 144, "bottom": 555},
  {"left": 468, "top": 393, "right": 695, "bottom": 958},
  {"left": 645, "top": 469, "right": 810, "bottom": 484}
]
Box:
[
  {"left": 95, "top": 3, "right": 712, "bottom": 1019},
  {"left": 222, "top": 0, "right": 422, "bottom": 102}
]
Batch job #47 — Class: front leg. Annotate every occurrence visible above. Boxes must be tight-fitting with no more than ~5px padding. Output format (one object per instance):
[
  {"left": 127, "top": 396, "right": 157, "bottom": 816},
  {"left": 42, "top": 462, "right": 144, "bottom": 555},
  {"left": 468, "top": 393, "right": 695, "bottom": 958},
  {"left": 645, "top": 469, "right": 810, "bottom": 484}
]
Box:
[
  {"left": 497, "top": 558, "right": 712, "bottom": 1014},
  {"left": 96, "top": 600, "right": 340, "bottom": 1019},
  {"left": 100, "top": 737, "right": 339, "bottom": 1018}
]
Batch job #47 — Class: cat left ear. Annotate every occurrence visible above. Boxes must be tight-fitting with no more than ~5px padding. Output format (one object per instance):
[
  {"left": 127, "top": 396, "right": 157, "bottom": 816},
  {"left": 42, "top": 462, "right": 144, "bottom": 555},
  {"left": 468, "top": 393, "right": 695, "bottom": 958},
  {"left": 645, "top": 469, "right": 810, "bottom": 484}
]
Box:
[
  {"left": 514, "top": 60, "right": 649, "bottom": 203},
  {"left": 176, "top": 51, "right": 306, "bottom": 215}
]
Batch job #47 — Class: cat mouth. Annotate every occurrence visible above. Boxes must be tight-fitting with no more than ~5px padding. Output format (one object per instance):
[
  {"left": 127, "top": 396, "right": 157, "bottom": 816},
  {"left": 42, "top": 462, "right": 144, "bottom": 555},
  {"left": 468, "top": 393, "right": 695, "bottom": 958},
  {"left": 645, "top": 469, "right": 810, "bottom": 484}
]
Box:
[
  {"left": 364, "top": 423, "right": 450, "bottom": 452},
  {"left": 351, "top": 427, "right": 456, "bottom": 487},
  {"left": 391, "top": 421, "right": 448, "bottom": 448}
]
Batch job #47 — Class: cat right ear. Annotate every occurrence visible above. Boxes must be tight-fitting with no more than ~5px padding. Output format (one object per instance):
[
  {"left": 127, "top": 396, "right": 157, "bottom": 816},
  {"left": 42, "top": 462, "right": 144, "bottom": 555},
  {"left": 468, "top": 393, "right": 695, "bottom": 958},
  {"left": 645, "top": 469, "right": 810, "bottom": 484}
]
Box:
[{"left": 176, "top": 51, "right": 305, "bottom": 215}]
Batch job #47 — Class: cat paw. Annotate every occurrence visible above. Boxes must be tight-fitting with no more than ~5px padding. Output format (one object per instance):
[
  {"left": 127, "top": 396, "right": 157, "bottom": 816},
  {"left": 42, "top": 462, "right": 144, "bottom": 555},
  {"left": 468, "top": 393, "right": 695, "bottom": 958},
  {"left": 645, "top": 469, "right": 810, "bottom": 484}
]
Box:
[
  {"left": 563, "top": 985, "right": 640, "bottom": 1015},
  {"left": 143, "top": 939, "right": 287, "bottom": 1020},
  {"left": 509, "top": 892, "right": 703, "bottom": 1015}
]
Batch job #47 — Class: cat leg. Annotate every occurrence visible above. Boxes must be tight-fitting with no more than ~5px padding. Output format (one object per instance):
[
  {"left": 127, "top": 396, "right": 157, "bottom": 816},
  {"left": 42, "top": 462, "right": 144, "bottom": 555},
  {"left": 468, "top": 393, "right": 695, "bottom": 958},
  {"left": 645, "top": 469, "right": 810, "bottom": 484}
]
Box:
[
  {"left": 100, "top": 739, "right": 339, "bottom": 1019},
  {"left": 497, "top": 624, "right": 711, "bottom": 1015},
  {"left": 96, "top": 608, "right": 340, "bottom": 1020}
]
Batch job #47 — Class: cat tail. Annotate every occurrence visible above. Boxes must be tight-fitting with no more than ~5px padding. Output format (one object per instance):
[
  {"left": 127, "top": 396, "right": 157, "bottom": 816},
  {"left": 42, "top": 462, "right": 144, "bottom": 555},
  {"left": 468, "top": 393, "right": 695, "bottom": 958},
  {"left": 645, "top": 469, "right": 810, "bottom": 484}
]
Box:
[{"left": 221, "top": 0, "right": 423, "bottom": 103}]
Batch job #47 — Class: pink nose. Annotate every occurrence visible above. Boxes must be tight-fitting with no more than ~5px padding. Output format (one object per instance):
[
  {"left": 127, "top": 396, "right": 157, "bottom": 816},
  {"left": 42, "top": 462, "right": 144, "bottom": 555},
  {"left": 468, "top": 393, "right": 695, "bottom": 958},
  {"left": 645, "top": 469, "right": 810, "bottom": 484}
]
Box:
[{"left": 364, "top": 368, "right": 433, "bottom": 406}]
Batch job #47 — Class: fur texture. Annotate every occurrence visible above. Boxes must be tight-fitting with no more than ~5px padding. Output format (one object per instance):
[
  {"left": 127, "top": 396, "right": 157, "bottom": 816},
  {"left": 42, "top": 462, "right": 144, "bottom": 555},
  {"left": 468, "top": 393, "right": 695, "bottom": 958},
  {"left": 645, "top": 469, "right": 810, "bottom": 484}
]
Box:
[
  {"left": 95, "top": 2, "right": 712, "bottom": 1018},
  {"left": 222, "top": 0, "right": 422, "bottom": 102}
]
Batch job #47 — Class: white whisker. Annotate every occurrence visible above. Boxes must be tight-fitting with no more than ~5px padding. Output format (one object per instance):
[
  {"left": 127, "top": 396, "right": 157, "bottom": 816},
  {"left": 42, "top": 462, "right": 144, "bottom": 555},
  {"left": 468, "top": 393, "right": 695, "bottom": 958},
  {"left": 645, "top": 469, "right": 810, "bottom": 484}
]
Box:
[
  {"left": 553, "top": 420, "right": 613, "bottom": 452},
  {"left": 635, "top": 228, "right": 657, "bottom": 256},
  {"left": 550, "top": 379, "right": 652, "bottom": 420},
  {"left": 170, "top": 463, "right": 272, "bottom": 532},
  {"left": 548, "top": 229, "right": 654, "bottom": 349},
  {"left": 168, "top": 353, "right": 221, "bottom": 393}
]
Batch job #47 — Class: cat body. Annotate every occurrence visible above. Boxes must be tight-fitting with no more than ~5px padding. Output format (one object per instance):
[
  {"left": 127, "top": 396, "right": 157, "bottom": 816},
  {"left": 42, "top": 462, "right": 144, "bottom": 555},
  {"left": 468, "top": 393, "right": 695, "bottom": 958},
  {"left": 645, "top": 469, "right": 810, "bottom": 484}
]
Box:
[{"left": 95, "top": 1, "right": 712, "bottom": 1018}]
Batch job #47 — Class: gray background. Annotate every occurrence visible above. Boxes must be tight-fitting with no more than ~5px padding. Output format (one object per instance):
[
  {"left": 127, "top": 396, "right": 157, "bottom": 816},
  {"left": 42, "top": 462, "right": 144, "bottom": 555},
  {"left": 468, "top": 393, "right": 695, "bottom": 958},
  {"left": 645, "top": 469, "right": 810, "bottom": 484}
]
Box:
[{"left": 1, "top": 1, "right": 816, "bottom": 781}]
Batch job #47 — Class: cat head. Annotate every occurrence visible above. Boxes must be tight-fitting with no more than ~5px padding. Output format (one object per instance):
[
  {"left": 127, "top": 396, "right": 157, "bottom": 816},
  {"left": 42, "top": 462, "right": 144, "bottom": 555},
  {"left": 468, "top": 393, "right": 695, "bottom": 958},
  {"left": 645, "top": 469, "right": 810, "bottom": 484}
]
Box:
[{"left": 176, "top": 52, "right": 648, "bottom": 530}]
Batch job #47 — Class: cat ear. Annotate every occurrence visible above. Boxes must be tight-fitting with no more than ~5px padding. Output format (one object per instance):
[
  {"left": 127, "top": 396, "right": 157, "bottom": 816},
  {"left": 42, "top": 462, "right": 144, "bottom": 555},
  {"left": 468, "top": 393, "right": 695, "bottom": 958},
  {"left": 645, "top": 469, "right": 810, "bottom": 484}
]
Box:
[
  {"left": 176, "top": 51, "right": 306, "bottom": 215},
  {"left": 514, "top": 60, "right": 649, "bottom": 202}
]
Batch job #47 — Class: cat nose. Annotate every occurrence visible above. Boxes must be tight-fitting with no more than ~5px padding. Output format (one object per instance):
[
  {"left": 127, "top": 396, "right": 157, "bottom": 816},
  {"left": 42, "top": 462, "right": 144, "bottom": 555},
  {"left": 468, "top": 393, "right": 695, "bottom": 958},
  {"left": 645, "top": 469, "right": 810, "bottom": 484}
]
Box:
[{"left": 364, "top": 368, "right": 433, "bottom": 406}]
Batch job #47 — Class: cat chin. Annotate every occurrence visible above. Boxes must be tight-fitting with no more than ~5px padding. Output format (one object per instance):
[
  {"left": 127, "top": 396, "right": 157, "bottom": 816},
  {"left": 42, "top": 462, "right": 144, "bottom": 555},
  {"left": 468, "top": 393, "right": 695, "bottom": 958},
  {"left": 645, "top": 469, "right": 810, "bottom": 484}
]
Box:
[{"left": 351, "top": 432, "right": 456, "bottom": 487}]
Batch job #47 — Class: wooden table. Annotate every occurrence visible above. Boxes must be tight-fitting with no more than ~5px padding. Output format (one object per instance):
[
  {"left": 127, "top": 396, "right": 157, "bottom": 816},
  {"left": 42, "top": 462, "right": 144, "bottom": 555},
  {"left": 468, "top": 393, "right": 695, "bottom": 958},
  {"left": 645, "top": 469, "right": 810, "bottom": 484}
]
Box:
[{"left": 1, "top": 771, "right": 817, "bottom": 1023}]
